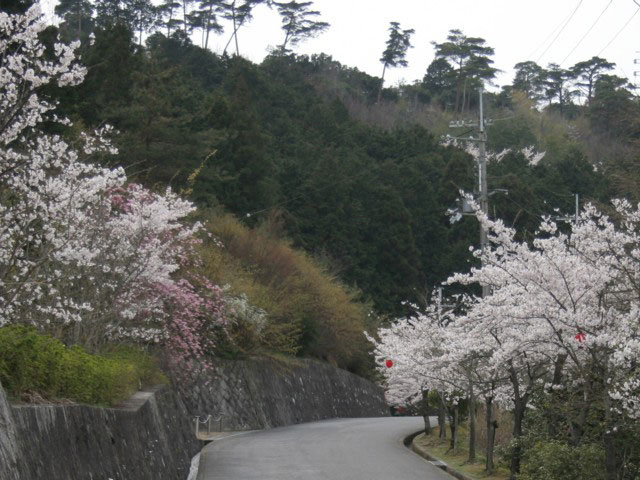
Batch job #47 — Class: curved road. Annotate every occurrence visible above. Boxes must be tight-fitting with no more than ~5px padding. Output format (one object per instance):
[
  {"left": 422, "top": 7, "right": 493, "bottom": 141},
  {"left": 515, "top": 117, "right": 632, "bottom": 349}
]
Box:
[{"left": 197, "top": 417, "right": 453, "bottom": 479}]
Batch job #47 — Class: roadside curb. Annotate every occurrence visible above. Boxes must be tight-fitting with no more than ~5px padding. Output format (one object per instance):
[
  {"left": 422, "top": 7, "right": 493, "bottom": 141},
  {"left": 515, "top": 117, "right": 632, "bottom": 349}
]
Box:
[
  {"left": 408, "top": 432, "right": 475, "bottom": 480},
  {"left": 196, "top": 430, "right": 259, "bottom": 480}
]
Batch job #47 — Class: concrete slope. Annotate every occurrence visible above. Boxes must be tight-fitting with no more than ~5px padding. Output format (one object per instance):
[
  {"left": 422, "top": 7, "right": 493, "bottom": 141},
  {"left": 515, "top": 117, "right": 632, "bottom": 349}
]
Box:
[{"left": 198, "top": 417, "right": 453, "bottom": 480}]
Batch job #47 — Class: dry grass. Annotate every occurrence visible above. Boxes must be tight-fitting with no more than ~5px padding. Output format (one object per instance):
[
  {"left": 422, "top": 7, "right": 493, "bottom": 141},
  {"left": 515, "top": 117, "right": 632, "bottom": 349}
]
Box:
[
  {"left": 415, "top": 422, "right": 510, "bottom": 480},
  {"left": 475, "top": 405, "right": 514, "bottom": 454},
  {"left": 197, "top": 210, "right": 373, "bottom": 371}
]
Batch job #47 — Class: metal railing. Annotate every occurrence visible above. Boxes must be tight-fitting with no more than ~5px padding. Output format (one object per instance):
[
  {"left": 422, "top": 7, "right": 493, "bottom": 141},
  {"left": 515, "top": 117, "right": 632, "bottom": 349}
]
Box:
[{"left": 193, "top": 414, "right": 226, "bottom": 437}]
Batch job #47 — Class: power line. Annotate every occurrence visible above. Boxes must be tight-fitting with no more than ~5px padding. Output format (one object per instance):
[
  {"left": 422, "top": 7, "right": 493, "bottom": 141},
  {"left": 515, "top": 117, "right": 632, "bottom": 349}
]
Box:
[
  {"left": 561, "top": 0, "right": 614, "bottom": 65},
  {"left": 527, "top": 5, "right": 579, "bottom": 60},
  {"left": 536, "top": 0, "right": 584, "bottom": 64},
  {"left": 598, "top": 2, "right": 640, "bottom": 56}
]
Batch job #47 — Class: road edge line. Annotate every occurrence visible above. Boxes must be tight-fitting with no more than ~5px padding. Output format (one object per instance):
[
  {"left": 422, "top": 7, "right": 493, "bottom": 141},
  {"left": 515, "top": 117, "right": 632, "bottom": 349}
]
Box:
[{"left": 405, "top": 431, "right": 475, "bottom": 480}]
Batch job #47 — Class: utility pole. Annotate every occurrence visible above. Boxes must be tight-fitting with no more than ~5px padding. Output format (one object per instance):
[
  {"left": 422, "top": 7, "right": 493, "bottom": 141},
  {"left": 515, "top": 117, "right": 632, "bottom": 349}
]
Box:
[
  {"left": 477, "top": 86, "right": 490, "bottom": 298},
  {"left": 447, "top": 85, "right": 491, "bottom": 297},
  {"left": 553, "top": 193, "right": 580, "bottom": 224},
  {"left": 436, "top": 286, "right": 456, "bottom": 326}
]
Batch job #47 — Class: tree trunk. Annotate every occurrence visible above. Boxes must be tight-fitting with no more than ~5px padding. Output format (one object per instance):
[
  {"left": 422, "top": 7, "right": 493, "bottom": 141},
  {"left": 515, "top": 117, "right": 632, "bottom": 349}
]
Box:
[
  {"left": 547, "top": 354, "right": 566, "bottom": 438},
  {"left": 461, "top": 78, "right": 467, "bottom": 114},
  {"left": 485, "top": 396, "right": 496, "bottom": 475},
  {"left": 438, "top": 394, "right": 447, "bottom": 439},
  {"left": 509, "top": 367, "right": 528, "bottom": 480},
  {"left": 423, "top": 414, "right": 432, "bottom": 435},
  {"left": 510, "top": 400, "right": 525, "bottom": 480},
  {"left": 468, "top": 384, "right": 476, "bottom": 463},
  {"left": 204, "top": 3, "right": 213, "bottom": 49},
  {"left": 182, "top": 0, "right": 188, "bottom": 34},
  {"left": 570, "top": 380, "right": 591, "bottom": 447},
  {"left": 603, "top": 363, "right": 619, "bottom": 480},
  {"left": 167, "top": 6, "right": 173, "bottom": 37},
  {"left": 377, "top": 63, "right": 387, "bottom": 103},
  {"left": 449, "top": 404, "right": 459, "bottom": 454},
  {"left": 232, "top": 5, "right": 240, "bottom": 56},
  {"left": 422, "top": 389, "right": 432, "bottom": 435},
  {"left": 77, "top": 1, "right": 82, "bottom": 38},
  {"left": 454, "top": 63, "right": 462, "bottom": 112}
]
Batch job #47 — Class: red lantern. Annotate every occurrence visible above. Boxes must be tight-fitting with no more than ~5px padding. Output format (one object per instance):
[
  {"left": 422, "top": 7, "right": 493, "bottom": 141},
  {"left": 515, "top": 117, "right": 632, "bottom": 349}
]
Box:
[{"left": 386, "top": 359, "right": 393, "bottom": 368}]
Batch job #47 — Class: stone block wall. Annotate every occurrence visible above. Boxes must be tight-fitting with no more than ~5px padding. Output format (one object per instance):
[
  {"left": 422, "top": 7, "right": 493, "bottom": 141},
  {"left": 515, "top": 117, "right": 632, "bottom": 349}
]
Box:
[
  {"left": 183, "top": 357, "right": 389, "bottom": 430},
  {"left": 1, "top": 384, "right": 199, "bottom": 480},
  {"left": 0, "top": 357, "right": 388, "bottom": 479}
]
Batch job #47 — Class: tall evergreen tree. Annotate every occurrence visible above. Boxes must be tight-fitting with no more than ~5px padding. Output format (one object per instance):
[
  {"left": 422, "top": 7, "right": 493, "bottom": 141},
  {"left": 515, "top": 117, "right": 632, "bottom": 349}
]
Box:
[
  {"left": 571, "top": 56, "right": 615, "bottom": 105},
  {"left": 422, "top": 57, "right": 456, "bottom": 108},
  {"left": 158, "top": 0, "right": 183, "bottom": 36},
  {"left": 432, "top": 29, "right": 496, "bottom": 112},
  {"left": 95, "top": 0, "right": 133, "bottom": 27},
  {"left": 218, "top": 0, "right": 266, "bottom": 55},
  {"left": 512, "top": 61, "right": 546, "bottom": 100},
  {"left": 129, "top": 0, "right": 157, "bottom": 45},
  {"left": 273, "top": 1, "right": 329, "bottom": 53},
  {"left": 191, "top": 0, "right": 223, "bottom": 49},
  {"left": 55, "top": 0, "right": 94, "bottom": 40},
  {"left": 543, "top": 63, "right": 577, "bottom": 115},
  {"left": 377, "top": 21, "right": 414, "bottom": 103}
]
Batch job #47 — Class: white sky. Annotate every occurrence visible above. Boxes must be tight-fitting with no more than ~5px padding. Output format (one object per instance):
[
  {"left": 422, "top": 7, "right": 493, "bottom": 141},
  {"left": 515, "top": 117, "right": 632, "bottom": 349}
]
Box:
[{"left": 42, "top": 0, "right": 640, "bottom": 90}]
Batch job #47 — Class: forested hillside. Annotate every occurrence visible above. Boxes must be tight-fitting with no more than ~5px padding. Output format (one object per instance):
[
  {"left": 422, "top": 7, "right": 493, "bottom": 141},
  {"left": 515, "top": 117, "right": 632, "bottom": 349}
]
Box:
[{"left": 34, "top": 2, "right": 637, "bottom": 318}]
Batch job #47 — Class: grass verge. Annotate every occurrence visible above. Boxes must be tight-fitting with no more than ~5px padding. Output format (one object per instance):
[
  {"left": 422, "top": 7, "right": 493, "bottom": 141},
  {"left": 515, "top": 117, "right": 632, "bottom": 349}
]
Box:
[{"left": 413, "top": 426, "right": 509, "bottom": 480}]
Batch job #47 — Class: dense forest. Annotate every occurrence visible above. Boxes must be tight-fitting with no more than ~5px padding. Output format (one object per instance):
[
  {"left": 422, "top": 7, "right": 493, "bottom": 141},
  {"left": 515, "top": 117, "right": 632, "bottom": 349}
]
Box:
[{"left": 30, "top": 0, "right": 638, "bottom": 319}]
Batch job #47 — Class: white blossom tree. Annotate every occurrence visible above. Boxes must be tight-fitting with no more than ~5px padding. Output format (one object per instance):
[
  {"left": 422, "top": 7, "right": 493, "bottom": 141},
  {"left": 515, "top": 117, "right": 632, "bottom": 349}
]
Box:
[{"left": 0, "top": 6, "right": 228, "bottom": 379}]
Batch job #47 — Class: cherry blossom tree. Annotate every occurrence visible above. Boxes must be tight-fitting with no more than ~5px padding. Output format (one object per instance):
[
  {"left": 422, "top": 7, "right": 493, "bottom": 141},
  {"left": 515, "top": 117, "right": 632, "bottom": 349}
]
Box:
[
  {"left": 371, "top": 189, "right": 640, "bottom": 478},
  {"left": 448, "top": 197, "right": 640, "bottom": 478},
  {"left": 0, "top": 6, "right": 228, "bottom": 380}
]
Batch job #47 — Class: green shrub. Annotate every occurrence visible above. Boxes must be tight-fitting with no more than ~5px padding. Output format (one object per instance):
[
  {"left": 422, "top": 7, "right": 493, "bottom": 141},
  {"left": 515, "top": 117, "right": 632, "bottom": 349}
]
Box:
[
  {"left": 520, "top": 440, "right": 606, "bottom": 480},
  {"left": 0, "top": 325, "right": 165, "bottom": 406},
  {"left": 198, "top": 211, "right": 376, "bottom": 378},
  {"left": 0, "top": 325, "right": 66, "bottom": 397}
]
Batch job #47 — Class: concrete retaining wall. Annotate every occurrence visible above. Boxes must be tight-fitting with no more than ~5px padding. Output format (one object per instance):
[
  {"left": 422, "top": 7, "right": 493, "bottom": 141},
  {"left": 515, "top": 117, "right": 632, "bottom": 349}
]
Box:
[
  {"left": 2, "top": 383, "right": 199, "bottom": 480},
  {"left": 184, "top": 357, "right": 389, "bottom": 430},
  {"left": 0, "top": 357, "right": 388, "bottom": 479}
]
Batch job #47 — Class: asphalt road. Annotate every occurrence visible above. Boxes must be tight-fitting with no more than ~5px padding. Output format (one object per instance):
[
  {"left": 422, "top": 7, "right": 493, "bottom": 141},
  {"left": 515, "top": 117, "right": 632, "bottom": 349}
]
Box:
[{"left": 197, "top": 417, "right": 453, "bottom": 479}]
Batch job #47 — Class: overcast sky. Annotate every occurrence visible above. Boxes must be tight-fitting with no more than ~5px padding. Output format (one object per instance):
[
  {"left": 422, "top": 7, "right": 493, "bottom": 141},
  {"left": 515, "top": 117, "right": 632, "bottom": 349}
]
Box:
[{"left": 42, "top": 0, "right": 640, "bottom": 90}]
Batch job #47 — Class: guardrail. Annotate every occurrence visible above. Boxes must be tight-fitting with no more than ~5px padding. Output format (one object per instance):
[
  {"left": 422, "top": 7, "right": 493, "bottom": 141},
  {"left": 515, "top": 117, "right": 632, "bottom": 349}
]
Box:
[{"left": 193, "top": 414, "right": 226, "bottom": 438}]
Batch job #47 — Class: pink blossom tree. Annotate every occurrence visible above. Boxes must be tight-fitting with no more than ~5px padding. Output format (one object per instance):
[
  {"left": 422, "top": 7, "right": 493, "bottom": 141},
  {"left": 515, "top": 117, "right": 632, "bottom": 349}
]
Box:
[{"left": 0, "top": 6, "right": 228, "bottom": 381}]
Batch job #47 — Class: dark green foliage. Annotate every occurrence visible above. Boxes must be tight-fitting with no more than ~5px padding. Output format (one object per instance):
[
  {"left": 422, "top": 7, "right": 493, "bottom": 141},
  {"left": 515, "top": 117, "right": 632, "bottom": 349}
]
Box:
[
  {"left": 512, "top": 61, "right": 546, "bottom": 101},
  {"left": 273, "top": 1, "right": 330, "bottom": 52},
  {"left": 47, "top": 19, "right": 622, "bottom": 319},
  {"left": 589, "top": 74, "right": 640, "bottom": 140},
  {"left": 0, "top": 326, "right": 165, "bottom": 405},
  {"left": 0, "top": 0, "right": 32, "bottom": 14},
  {"left": 543, "top": 63, "right": 579, "bottom": 118},
  {"left": 431, "top": 29, "right": 497, "bottom": 113},
  {"left": 519, "top": 441, "right": 605, "bottom": 480},
  {"left": 54, "top": 0, "right": 95, "bottom": 41},
  {"left": 570, "top": 56, "right": 615, "bottom": 104}
]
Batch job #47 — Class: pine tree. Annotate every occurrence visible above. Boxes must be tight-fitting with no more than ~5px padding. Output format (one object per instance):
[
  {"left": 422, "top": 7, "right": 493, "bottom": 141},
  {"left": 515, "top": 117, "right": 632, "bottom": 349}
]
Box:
[
  {"left": 273, "top": 1, "right": 329, "bottom": 53},
  {"left": 432, "top": 29, "right": 496, "bottom": 112},
  {"left": 377, "top": 21, "right": 414, "bottom": 103},
  {"left": 512, "top": 61, "right": 546, "bottom": 101},
  {"left": 55, "top": 0, "right": 94, "bottom": 40},
  {"left": 571, "top": 56, "right": 615, "bottom": 104},
  {"left": 218, "top": 0, "right": 266, "bottom": 55}
]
